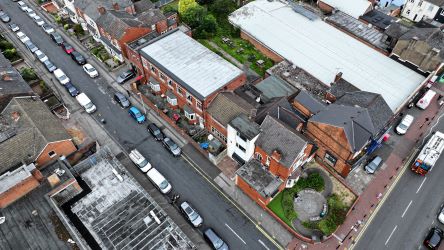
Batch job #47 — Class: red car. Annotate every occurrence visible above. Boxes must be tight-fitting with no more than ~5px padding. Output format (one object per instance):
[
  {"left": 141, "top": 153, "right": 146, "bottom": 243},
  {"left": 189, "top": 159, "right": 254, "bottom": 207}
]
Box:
[{"left": 62, "top": 42, "right": 74, "bottom": 54}]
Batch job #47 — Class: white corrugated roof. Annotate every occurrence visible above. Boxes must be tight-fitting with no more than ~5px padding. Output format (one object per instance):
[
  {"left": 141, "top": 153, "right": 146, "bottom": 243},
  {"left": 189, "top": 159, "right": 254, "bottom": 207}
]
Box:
[
  {"left": 140, "top": 30, "right": 243, "bottom": 99},
  {"left": 320, "top": 0, "right": 372, "bottom": 19},
  {"left": 229, "top": 0, "right": 425, "bottom": 112}
]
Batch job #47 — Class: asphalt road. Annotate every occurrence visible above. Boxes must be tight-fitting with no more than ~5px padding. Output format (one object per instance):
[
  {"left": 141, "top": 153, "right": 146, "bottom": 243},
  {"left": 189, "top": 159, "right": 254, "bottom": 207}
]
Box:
[
  {"left": 355, "top": 116, "right": 444, "bottom": 250},
  {"left": 1, "top": 2, "right": 278, "bottom": 250}
]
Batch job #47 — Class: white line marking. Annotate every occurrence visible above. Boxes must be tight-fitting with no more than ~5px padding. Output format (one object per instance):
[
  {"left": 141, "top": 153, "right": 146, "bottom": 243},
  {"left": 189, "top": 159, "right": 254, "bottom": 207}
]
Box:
[
  {"left": 258, "top": 239, "right": 270, "bottom": 250},
  {"left": 332, "top": 233, "right": 343, "bottom": 242},
  {"left": 416, "top": 177, "right": 427, "bottom": 193},
  {"left": 225, "top": 223, "right": 246, "bottom": 245},
  {"left": 401, "top": 200, "right": 413, "bottom": 218},
  {"left": 385, "top": 225, "right": 397, "bottom": 246}
]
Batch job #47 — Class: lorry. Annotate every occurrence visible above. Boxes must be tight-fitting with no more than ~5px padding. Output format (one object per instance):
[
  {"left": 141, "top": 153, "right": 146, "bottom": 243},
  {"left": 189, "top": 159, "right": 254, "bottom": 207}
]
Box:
[
  {"left": 412, "top": 131, "right": 444, "bottom": 175},
  {"left": 76, "top": 93, "right": 96, "bottom": 113}
]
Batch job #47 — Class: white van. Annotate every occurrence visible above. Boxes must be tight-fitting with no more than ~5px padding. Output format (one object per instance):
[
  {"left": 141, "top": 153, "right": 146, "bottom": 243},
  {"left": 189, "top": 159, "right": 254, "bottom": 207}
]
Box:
[
  {"left": 416, "top": 89, "right": 436, "bottom": 110},
  {"left": 53, "top": 68, "right": 70, "bottom": 85},
  {"left": 146, "top": 168, "right": 172, "bottom": 194},
  {"left": 129, "top": 149, "right": 151, "bottom": 172},
  {"left": 396, "top": 114, "right": 414, "bottom": 135},
  {"left": 76, "top": 93, "right": 96, "bottom": 113}
]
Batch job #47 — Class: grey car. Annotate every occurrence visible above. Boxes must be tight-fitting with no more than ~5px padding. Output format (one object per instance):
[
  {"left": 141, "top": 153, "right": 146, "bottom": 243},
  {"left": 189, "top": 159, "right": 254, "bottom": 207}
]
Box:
[
  {"left": 24, "top": 40, "right": 38, "bottom": 53},
  {"left": 203, "top": 228, "right": 229, "bottom": 250},
  {"left": 364, "top": 156, "right": 383, "bottom": 174},
  {"left": 113, "top": 92, "right": 130, "bottom": 108},
  {"left": 0, "top": 11, "right": 10, "bottom": 23},
  {"left": 180, "top": 201, "right": 203, "bottom": 227},
  {"left": 116, "top": 69, "right": 135, "bottom": 84},
  {"left": 162, "top": 137, "right": 181, "bottom": 156},
  {"left": 42, "top": 60, "right": 56, "bottom": 72}
]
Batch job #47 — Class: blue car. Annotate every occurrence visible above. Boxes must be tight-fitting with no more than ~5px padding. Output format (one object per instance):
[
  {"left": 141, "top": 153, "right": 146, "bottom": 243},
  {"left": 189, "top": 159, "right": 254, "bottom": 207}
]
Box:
[{"left": 129, "top": 106, "right": 145, "bottom": 123}]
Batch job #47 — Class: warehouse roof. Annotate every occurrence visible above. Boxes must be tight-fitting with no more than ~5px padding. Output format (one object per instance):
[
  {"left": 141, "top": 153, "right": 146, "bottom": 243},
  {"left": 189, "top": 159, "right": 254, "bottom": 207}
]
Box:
[{"left": 319, "top": 0, "right": 372, "bottom": 19}]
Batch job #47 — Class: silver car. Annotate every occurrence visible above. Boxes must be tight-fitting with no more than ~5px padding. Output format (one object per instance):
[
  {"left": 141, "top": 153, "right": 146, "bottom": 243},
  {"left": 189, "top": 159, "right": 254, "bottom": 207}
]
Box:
[{"left": 180, "top": 201, "right": 203, "bottom": 227}]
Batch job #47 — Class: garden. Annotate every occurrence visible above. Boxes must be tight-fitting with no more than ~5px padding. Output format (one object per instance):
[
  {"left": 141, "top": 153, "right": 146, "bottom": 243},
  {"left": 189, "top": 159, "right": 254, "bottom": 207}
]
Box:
[
  {"left": 0, "top": 36, "right": 21, "bottom": 63},
  {"left": 54, "top": 15, "right": 85, "bottom": 38}
]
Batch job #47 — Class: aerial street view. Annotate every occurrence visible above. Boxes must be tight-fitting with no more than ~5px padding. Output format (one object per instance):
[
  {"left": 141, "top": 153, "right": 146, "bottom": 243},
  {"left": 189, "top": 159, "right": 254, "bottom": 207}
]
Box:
[{"left": 0, "top": 0, "right": 443, "bottom": 249}]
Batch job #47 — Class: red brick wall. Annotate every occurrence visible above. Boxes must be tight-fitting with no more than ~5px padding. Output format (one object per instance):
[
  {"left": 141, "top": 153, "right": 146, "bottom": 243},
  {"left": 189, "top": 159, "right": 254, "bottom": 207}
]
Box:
[
  {"left": 317, "top": 1, "right": 334, "bottom": 14},
  {"left": 0, "top": 175, "right": 40, "bottom": 208},
  {"left": 255, "top": 147, "right": 291, "bottom": 179},
  {"left": 240, "top": 31, "right": 284, "bottom": 63},
  {"left": 205, "top": 113, "right": 228, "bottom": 141},
  {"left": 120, "top": 27, "right": 152, "bottom": 58},
  {"left": 293, "top": 100, "right": 313, "bottom": 118},
  {"left": 35, "top": 140, "right": 77, "bottom": 168},
  {"left": 156, "top": 20, "right": 168, "bottom": 34},
  {"left": 236, "top": 175, "right": 271, "bottom": 207},
  {"left": 315, "top": 144, "right": 351, "bottom": 177}
]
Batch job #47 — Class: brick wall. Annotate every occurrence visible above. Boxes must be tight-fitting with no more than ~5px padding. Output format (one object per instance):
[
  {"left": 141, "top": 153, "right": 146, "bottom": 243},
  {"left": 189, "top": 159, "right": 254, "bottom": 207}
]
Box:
[
  {"left": 317, "top": 0, "right": 334, "bottom": 14},
  {"left": 120, "top": 27, "right": 152, "bottom": 59},
  {"left": 315, "top": 147, "right": 351, "bottom": 177},
  {"left": 235, "top": 175, "right": 271, "bottom": 207},
  {"left": 292, "top": 100, "right": 312, "bottom": 118},
  {"left": 254, "top": 147, "right": 292, "bottom": 179},
  {"left": 35, "top": 140, "right": 77, "bottom": 168},
  {"left": 0, "top": 174, "right": 40, "bottom": 208},
  {"left": 205, "top": 113, "right": 228, "bottom": 142},
  {"left": 240, "top": 31, "right": 284, "bottom": 63}
]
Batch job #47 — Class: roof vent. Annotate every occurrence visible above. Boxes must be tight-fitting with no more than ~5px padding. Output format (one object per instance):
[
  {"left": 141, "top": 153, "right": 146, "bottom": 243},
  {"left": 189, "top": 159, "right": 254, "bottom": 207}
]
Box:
[{"left": 137, "top": 38, "right": 147, "bottom": 46}]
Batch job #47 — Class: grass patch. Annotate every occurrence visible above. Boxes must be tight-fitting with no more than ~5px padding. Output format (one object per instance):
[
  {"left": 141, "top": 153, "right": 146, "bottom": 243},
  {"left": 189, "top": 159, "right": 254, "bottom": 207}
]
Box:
[{"left": 267, "top": 191, "right": 294, "bottom": 227}]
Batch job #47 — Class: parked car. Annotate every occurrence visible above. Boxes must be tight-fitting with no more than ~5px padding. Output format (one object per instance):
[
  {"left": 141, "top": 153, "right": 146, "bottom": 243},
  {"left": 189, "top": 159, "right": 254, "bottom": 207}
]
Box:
[
  {"left": 0, "top": 11, "right": 10, "bottom": 23},
  {"left": 64, "top": 82, "right": 79, "bottom": 97},
  {"left": 424, "top": 227, "right": 443, "bottom": 249},
  {"left": 16, "top": 31, "right": 30, "bottom": 43},
  {"left": 33, "top": 15, "right": 44, "bottom": 26},
  {"left": 70, "top": 51, "right": 86, "bottom": 65},
  {"left": 417, "top": 89, "right": 437, "bottom": 110},
  {"left": 34, "top": 50, "right": 48, "bottom": 63},
  {"left": 76, "top": 93, "right": 96, "bottom": 113},
  {"left": 113, "top": 92, "right": 130, "bottom": 108},
  {"left": 53, "top": 68, "right": 70, "bottom": 85},
  {"left": 42, "top": 23, "right": 55, "bottom": 34},
  {"left": 82, "top": 63, "right": 98, "bottom": 78},
  {"left": 24, "top": 40, "right": 38, "bottom": 53},
  {"left": 42, "top": 60, "right": 56, "bottom": 72},
  {"left": 25, "top": 8, "right": 36, "bottom": 18},
  {"left": 146, "top": 168, "right": 172, "bottom": 194},
  {"left": 8, "top": 23, "right": 19, "bottom": 32},
  {"left": 17, "top": 1, "right": 27, "bottom": 11},
  {"left": 129, "top": 149, "right": 152, "bottom": 172},
  {"left": 162, "top": 137, "right": 181, "bottom": 157},
  {"left": 180, "top": 202, "right": 203, "bottom": 227},
  {"left": 128, "top": 106, "right": 145, "bottom": 123},
  {"left": 395, "top": 114, "right": 414, "bottom": 135},
  {"left": 50, "top": 32, "right": 63, "bottom": 45},
  {"left": 147, "top": 123, "right": 164, "bottom": 141},
  {"left": 364, "top": 156, "right": 383, "bottom": 174},
  {"left": 438, "top": 206, "right": 444, "bottom": 224},
  {"left": 62, "top": 42, "right": 74, "bottom": 54},
  {"left": 116, "top": 69, "right": 135, "bottom": 84},
  {"left": 203, "top": 228, "right": 229, "bottom": 250}
]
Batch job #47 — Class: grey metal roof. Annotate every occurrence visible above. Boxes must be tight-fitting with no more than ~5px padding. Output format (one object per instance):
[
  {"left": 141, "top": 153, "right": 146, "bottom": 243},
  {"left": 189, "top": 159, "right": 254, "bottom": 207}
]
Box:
[
  {"left": 426, "top": 0, "right": 444, "bottom": 6},
  {"left": 256, "top": 115, "right": 307, "bottom": 168},
  {"left": 207, "top": 92, "right": 254, "bottom": 127},
  {"left": 255, "top": 96, "right": 305, "bottom": 129},
  {"left": 294, "top": 90, "right": 325, "bottom": 115},
  {"left": 229, "top": 114, "right": 261, "bottom": 140},
  {"left": 236, "top": 159, "right": 282, "bottom": 198},
  {"left": 310, "top": 104, "right": 374, "bottom": 152},
  {"left": 255, "top": 75, "right": 297, "bottom": 101},
  {"left": 139, "top": 30, "right": 243, "bottom": 100}
]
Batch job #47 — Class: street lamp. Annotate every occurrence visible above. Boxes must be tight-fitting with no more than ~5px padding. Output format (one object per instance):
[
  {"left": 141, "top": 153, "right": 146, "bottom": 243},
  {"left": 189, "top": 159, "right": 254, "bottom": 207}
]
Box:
[{"left": 137, "top": 92, "right": 147, "bottom": 115}]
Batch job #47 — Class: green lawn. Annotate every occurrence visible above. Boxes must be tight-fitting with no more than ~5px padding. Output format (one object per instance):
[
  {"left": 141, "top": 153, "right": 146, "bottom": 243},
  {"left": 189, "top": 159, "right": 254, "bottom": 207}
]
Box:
[{"left": 267, "top": 191, "right": 294, "bottom": 228}]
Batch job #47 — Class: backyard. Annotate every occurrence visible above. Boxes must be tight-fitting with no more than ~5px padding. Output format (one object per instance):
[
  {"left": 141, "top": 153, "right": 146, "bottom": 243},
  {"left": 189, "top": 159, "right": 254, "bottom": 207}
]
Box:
[{"left": 0, "top": 36, "right": 21, "bottom": 63}]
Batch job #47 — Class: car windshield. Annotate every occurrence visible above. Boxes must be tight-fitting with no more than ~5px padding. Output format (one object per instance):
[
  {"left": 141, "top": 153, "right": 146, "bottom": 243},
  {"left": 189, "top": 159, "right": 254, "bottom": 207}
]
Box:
[
  {"left": 152, "top": 129, "right": 160, "bottom": 135},
  {"left": 85, "top": 102, "right": 94, "bottom": 109},
  {"left": 188, "top": 209, "right": 198, "bottom": 221},
  {"left": 59, "top": 75, "right": 67, "bottom": 81},
  {"left": 138, "top": 159, "right": 149, "bottom": 168},
  {"left": 398, "top": 123, "right": 408, "bottom": 130},
  {"left": 87, "top": 67, "right": 95, "bottom": 72},
  {"left": 159, "top": 180, "right": 169, "bottom": 190},
  {"left": 213, "top": 238, "right": 224, "bottom": 249},
  {"left": 135, "top": 112, "right": 141, "bottom": 118}
]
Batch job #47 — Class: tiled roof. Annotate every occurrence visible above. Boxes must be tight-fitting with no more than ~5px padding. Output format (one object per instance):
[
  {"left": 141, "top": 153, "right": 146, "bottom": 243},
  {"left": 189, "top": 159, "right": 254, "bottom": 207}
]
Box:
[
  {"left": 75, "top": 0, "right": 133, "bottom": 20},
  {"left": 294, "top": 90, "right": 325, "bottom": 115},
  {"left": 229, "top": 114, "right": 261, "bottom": 140},
  {"left": 384, "top": 22, "right": 412, "bottom": 39},
  {"left": 207, "top": 92, "right": 254, "bottom": 127},
  {"left": 255, "top": 75, "right": 297, "bottom": 101},
  {"left": 255, "top": 96, "right": 305, "bottom": 129},
  {"left": 328, "top": 78, "right": 360, "bottom": 98}
]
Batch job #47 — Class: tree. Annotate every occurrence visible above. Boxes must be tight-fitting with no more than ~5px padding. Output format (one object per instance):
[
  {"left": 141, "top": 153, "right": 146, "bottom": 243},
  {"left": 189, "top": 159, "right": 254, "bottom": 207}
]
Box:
[
  {"left": 178, "top": 0, "right": 197, "bottom": 14},
  {"left": 208, "top": 0, "right": 236, "bottom": 18},
  {"left": 181, "top": 5, "right": 206, "bottom": 28},
  {"left": 20, "top": 67, "right": 38, "bottom": 82},
  {"left": 200, "top": 14, "right": 218, "bottom": 34},
  {"left": 162, "top": 4, "right": 178, "bottom": 14},
  {"left": 196, "top": 0, "right": 214, "bottom": 5}
]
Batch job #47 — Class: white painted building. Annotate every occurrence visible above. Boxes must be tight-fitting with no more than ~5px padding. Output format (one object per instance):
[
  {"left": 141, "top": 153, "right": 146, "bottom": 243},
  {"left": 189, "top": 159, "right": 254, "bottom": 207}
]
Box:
[
  {"left": 401, "top": 0, "right": 443, "bottom": 22},
  {"left": 227, "top": 115, "right": 261, "bottom": 164}
]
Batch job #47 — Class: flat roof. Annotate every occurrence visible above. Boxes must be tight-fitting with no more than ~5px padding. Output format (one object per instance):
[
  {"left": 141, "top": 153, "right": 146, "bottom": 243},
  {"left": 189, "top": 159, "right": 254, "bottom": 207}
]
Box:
[
  {"left": 229, "top": 0, "right": 425, "bottom": 112},
  {"left": 236, "top": 159, "right": 282, "bottom": 197},
  {"left": 140, "top": 30, "right": 243, "bottom": 100},
  {"left": 320, "top": 0, "right": 372, "bottom": 19}
]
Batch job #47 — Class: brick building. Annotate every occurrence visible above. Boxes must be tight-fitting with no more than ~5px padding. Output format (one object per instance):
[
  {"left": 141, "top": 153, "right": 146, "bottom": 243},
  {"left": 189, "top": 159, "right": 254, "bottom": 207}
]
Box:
[{"left": 127, "top": 29, "right": 245, "bottom": 127}]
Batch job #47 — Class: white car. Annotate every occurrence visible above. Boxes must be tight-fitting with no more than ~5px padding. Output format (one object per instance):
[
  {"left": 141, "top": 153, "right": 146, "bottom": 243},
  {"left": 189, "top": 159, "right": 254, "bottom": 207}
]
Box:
[
  {"left": 18, "top": 1, "right": 27, "bottom": 11},
  {"left": 42, "top": 23, "right": 54, "bottom": 34},
  {"left": 439, "top": 206, "right": 444, "bottom": 224},
  {"left": 34, "top": 50, "right": 48, "bottom": 63},
  {"left": 25, "top": 8, "right": 36, "bottom": 18},
  {"left": 16, "top": 31, "right": 30, "bottom": 43},
  {"left": 8, "top": 23, "right": 19, "bottom": 32},
  {"left": 53, "top": 69, "right": 70, "bottom": 85},
  {"left": 33, "top": 15, "right": 44, "bottom": 26},
  {"left": 82, "top": 64, "right": 99, "bottom": 78}
]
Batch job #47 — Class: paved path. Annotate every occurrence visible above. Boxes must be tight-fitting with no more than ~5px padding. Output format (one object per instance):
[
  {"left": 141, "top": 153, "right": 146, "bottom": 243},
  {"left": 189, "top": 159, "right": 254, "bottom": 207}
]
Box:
[{"left": 207, "top": 41, "right": 245, "bottom": 69}]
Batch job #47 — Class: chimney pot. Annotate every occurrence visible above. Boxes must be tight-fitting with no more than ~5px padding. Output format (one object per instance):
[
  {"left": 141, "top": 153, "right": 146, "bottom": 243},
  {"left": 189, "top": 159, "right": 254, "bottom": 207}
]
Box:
[
  {"left": 113, "top": 3, "right": 120, "bottom": 10},
  {"left": 98, "top": 6, "right": 106, "bottom": 15},
  {"left": 334, "top": 72, "right": 343, "bottom": 83},
  {"left": 271, "top": 150, "right": 281, "bottom": 162}
]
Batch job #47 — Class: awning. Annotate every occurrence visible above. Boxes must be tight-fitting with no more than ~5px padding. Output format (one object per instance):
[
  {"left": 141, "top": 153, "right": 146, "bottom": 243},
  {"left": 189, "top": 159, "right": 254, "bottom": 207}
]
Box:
[{"left": 135, "top": 75, "right": 143, "bottom": 81}]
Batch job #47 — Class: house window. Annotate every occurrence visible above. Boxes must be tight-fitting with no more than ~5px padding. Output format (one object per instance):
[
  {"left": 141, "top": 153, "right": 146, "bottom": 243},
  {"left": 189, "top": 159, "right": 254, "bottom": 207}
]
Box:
[
  {"left": 406, "top": 10, "right": 411, "bottom": 14},
  {"left": 167, "top": 95, "right": 177, "bottom": 106},
  {"left": 265, "top": 156, "right": 270, "bottom": 166},
  {"left": 186, "top": 92, "right": 193, "bottom": 103},
  {"left": 167, "top": 79, "right": 174, "bottom": 89},
  {"left": 142, "top": 58, "right": 148, "bottom": 68},
  {"left": 409, "top": 0, "right": 414, "bottom": 2},
  {"left": 185, "top": 109, "right": 195, "bottom": 120},
  {"left": 211, "top": 126, "right": 227, "bottom": 142},
  {"left": 150, "top": 81, "right": 160, "bottom": 92},
  {"left": 236, "top": 131, "right": 247, "bottom": 142},
  {"left": 324, "top": 152, "right": 337, "bottom": 167},
  {"left": 428, "top": 5, "right": 434, "bottom": 11},
  {"left": 159, "top": 72, "right": 166, "bottom": 82},
  {"left": 196, "top": 101, "right": 202, "bottom": 111},
  {"left": 177, "top": 85, "right": 183, "bottom": 96},
  {"left": 236, "top": 143, "right": 246, "bottom": 152},
  {"left": 255, "top": 152, "right": 262, "bottom": 161},
  {"left": 418, "top": 0, "right": 423, "bottom": 6},
  {"left": 151, "top": 24, "right": 156, "bottom": 30},
  {"left": 150, "top": 64, "right": 156, "bottom": 73},
  {"left": 48, "top": 151, "right": 57, "bottom": 158}
]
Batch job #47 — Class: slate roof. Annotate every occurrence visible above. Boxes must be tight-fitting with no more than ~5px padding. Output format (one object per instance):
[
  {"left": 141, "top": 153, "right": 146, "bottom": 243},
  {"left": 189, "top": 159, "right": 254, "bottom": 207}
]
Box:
[
  {"left": 310, "top": 104, "right": 374, "bottom": 152},
  {"left": 255, "top": 96, "right": 305, "bottom": 128},
  {"left": 399, "top": 27, "right": 444, "bottom": 58},
  {"left": 360, "top": 10, "right": 396, "bottom": 30},
  {"left": 0, "top": 53, "right": 34, "bottom": 101},
  {"left": 384, "top": 22, "right": 412, "bottom": 39},
  {"left": 256, "top": 115, "right": 307, "bottom": 168},
  {"left": 236, "top": 159, "right": 282, "bottom": 198},
  {"left": 207, "top": 92, "right": 254, "bottom": 127},
  {"left": 75, "top": 0, "right": 133, "bottom": 20},
  {"left": 255, "top": 75, "right": 297, "bottom": 101},
  {"left": 294, "top": 90, "right": 326, "bottom": 115},
  {"left": 335, "top": 91, "right": 393, "bottom": 133},
  {"left": 229, "top": 114, "right": 261, "bottom": 140},
  {"left": 0, "top": 97, "right": 71, "bottom": 173},
  {"left": 328, "top": 78, "right": 360, "bottom": 98}
]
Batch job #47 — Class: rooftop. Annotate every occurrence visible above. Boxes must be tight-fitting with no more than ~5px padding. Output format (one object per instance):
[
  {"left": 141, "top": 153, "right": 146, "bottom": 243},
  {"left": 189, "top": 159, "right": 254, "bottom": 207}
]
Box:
[
  {"left": 255, "top": 96, "right": 305, "bottom": 128},
  {"left": 320, "top": 0, "right": 372, "bottom": 19},
  {"left": 74, "top": 0, "right": 133, "bottom": 20},
  {"left": 326, "top": 11, "right": 388, "bottom": 50},
  {"left": 0, "top": 53, "right": 33, "bottom": 98},
  {"left": 229, "top": 0, "right": 425, "bottom": 112},
  {"left": 360, "top": 9, "right": 396, "bottom": 30},
  {"left": 257, "top": 115, "right": 307, "bottom": 168},
  {"left": 255, "top": 75, "right": 297, "bottom": 101},
  {"left": 207, "top": 92, "right": 254, "bottom": 127},
  {"left": 229, "top": 113, "right": 261, "bottom": 140},
  {"left": 139, "top": 29, "right": 243, "bottom": 100},
  {"left": 236, "top": 159, "right": 282, "bottom": 198},
  {"left": 0, "top": 163, "right": 36, "bottom": 194},
  {"left": 294, "top": 90, "right": 326, "bottom": 115},
  {"left": 71, "top": 148, "right": 194, "bottom": 249}
]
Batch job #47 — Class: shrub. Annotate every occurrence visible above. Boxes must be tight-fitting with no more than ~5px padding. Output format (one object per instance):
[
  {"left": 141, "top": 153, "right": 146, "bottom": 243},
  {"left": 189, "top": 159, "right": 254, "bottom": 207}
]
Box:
[
  {"left": 55, "top": 15, "right": 62, "bottom": 24},
  {"left": 73, "top": 24, "right": 84, "bottom": 36},
  {"left": 0, "top": 40, "right": 13, "bottom": 50},
  {"left": 63, "top": 24, "right": 70, "bottom": 30},
  {"left": 20, "top": 67, "right": 38, "bottom": 82},
  {"left": 3, "top": 48, "right": 19, "bottom": 61},
  {"left": 297, "top": 172, "right": 325, "bottom": 192}
]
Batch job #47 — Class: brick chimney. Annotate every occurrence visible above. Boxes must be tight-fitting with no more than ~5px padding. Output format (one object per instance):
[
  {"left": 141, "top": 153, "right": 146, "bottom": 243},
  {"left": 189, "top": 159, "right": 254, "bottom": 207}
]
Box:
[
  {"left": 271, "top": 150, "right": 281, "bottom": 162},
  {"left": 98, "top": 6, "right": 106, "bottom": 15},
  {"left": 112, "top": 3, "right": 120, "bottom": 10},
  {"left": 334, "top": 71, "right": 342, "bottom": 83}
]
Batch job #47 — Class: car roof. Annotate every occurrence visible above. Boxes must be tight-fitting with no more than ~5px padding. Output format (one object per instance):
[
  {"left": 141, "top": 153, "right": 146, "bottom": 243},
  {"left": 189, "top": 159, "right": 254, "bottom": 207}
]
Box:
[
  {"left": 115, "top": 92, "right": 125, "bottom": 98},
  {"left": 148, "top": 123, "right": 159, "bottom": 129},
  {"left": 130, "top": 107, "right": 140, "bottom": 112},
  {"left": 204, "top": 228, "right": 219, "bottom": 239}
]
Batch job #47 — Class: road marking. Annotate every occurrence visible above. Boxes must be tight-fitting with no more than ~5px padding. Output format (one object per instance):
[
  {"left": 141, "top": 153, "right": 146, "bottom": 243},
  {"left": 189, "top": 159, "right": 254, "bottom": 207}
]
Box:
[
  {"left": 225, "top": 223, "right": 246, "bottom": 245},
  {"left": 258, "top": 239, "right": 271, "bottom": 250},
  {"left": 332, "top": 233, "right": 343, "bottom": 242},
  {"left": 401, "top": 200, "right": 413, "bottom": 218},
  {"left": 416, "top": 177, "right": 427, "bottom": 193},
  {"left": 385, "top": 225, "right": 397, "bottom": 246}
]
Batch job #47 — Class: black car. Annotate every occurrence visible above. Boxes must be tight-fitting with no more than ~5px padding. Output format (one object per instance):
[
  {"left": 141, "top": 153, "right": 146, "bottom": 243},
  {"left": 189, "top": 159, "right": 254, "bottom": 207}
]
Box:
[
  {"left": 147, "top": 123, "right": 164, "bottom": 141},
  {"left": 162, "top": 137, "right": 181, "bottom": 156},
  {"left": 203, "top": 228, "right": 229, "bottom": 250},
  {"left": 64, "top": 82, "right": 79, "bottom": 97},
  {"left": 50, "top": 32, "right": 63, "bottom": 45},
  {"left": 42, "top": 60, "right": 56, "bottom": 72},
  {"left": 116, "top": 69, "right": 135, "bottom": 84},
  {"left": 113, "top": 92, "right": 130, "bottom": 108},
  {"left": 424, "top": 227, "right": 444, "bottom": 249},
  {"left": 70, "top": 51, "right": 86, "bottom": 65}
]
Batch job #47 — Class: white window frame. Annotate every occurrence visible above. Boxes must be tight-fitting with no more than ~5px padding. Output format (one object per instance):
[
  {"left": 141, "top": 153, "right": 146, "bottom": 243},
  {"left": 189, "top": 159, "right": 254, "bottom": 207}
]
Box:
[
  {"left": 167, "top": 79, "right": 174, "bottom": 89},
  {"left": 185, "top": 109, "right": 195, "bottom": 120},
  {"left": 186, "top": 92, "right": 193, "bottom": 103},
  {"left": 265, "top": 156, "right": 270, "bottom": 166},
  {"left": 48, "top": 151, "right": 57, "bottom": 158},
  {"left": 255, "top": 152, "right": 262, "bottom": 161},
  {"left": 159, "top": 72, "right": 166, "bottom": 82},
  {"left": 150, "top": 81, "right": 160, "bottom": 92},
  {"left": 167, "top": 95, "right": 177, "bottom": 106},
  {"left": 177, "top": 85, "right": 183, "bottom": 96},
  {"left": 196, "top": 100, "right": 202, "bottom": 111},
  {"left": 150, "top": 64, "right": 156, "bottom": 73}
]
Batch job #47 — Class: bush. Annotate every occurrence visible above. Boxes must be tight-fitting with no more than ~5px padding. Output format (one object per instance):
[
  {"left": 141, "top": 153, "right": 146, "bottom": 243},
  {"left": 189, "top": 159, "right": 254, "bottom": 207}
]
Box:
[
  {"left": 297, "top": 172, "right": 325, "bottom": 192},
  {"left": 63, "top": 24, "right": 70, "bottom": 30},
  {"left": 20, "top": 67, "right": 38, "bottom": 82},
  {"left": 73, "top": 24, "right": 84, "bottom": 36},
  {"left": 55, "top": 15, "right": 62, "bottom": 24},
  {"left": 3, "top": 48, "right": 19, "bottom": 61},
  {"left": 0, "top": 40, "right": 14, "bottom": 50}
]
